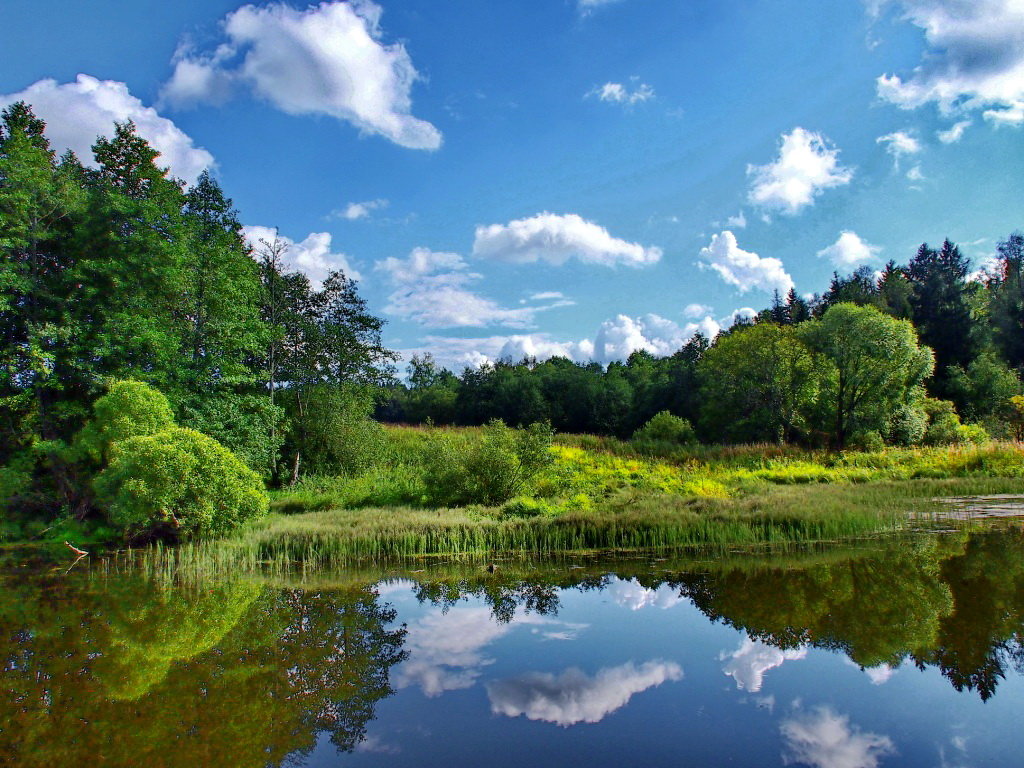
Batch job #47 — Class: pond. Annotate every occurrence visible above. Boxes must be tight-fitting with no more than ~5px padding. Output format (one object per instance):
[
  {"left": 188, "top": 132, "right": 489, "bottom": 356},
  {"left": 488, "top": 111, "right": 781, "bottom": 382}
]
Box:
[{"left": 2, "top": 527, "right": 1023, "bottom": 767}]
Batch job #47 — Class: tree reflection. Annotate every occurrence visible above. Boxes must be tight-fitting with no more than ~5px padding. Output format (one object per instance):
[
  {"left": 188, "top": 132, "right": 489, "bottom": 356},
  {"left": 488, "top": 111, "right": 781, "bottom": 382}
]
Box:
[{"left": 0, "top": 574, "right": 406, "bottom": 767}]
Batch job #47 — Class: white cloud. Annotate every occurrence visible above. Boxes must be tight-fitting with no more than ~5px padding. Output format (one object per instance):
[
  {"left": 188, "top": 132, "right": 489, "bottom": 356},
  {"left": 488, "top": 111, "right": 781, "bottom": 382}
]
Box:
[
  {"left": 487, "top": 660, "right": 682, "bottom": 726},
  {"left": 876, "top": 130, "right": 923, "bottom": 165},
  {"left": 243, "top": 225, "right": 361, "bottom": 286},
  {"left": 816, "top": 231, "right": 883, "bottom": 269},
  {"left": 377, "top": 247, "right": 564, "bottom": 328},
  {"left": 781, "top": 706, "right": 896, "bottom": 768},
  {"left": 161, "top": 1, "right": 441, "bottom": 150},
  {"left": 699, "top": 231, "right": 794, "bottom": 295},
  {"left": 683, "top": 302, "right": 714, "bottom": 318},
  {"left": 578, "top": 0, "right": 627, "bottom": 10},
  {"left": 937, "top": 119, "right": 972, "bottom": 143},
  {"left": 528, "top": 291, "right": 568, "bottom": 301},
  {"left": 399, "top": 311, "right": 719, "bottom": 372},
  {"left": 906, "top": 165, "right": 925, "bottom": 181},
  {"left": 588, "top": 80, "right": 655, "bottom": 105},
  {"left": 747, "top": 127, "right": 854, "bottom": 214},
  {"left": 473, "top": 213, "right": 662, "bottom": 268},
  {"left": 876, "top": 0, "right": 1024, "bottom": 125},
  {"left": 337, "top": 198, "right": 389, "bottom": 220},
  {"left": 720, "top": 638, "right": 807, "bottom": 693},
  {"left": 726, "top": 211, "right": 748, "bottom": 229},
  {"left": 395, "top": 605, "right": 587, "bottom": 698},
  {"left": 728, "top": 307, "right": 759, "bottom": 326},
  {"left": 606, "top": 578, "right": 683, "bottom": 611},
  {"left": 0, "top": 75, "right": 214, "bottom": 184}
]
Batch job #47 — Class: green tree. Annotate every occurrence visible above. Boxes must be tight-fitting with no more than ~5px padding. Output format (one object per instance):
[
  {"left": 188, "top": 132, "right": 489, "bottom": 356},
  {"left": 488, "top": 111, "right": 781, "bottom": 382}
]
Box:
[{"left": 800, "top": 303, "right": 934, "bottom": 447}]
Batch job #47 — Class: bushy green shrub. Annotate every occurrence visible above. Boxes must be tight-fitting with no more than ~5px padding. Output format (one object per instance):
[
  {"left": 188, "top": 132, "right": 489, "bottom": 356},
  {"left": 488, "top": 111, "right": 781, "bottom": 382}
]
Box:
[
  {"left": 957, "top": 423, "right": 990, "bottom": 446},
  {"left": 93, "top": 427, "right": 268, "bottom": 541},
  {"left": 178, "top": 392, "right": 284, "bottom": 477},
  {"left": 283, "top": 385, "right": 384, "bottom": 477},
  {"left": 889, "top": 403, "right": 928, "bottom": 446},
  {"left": 75, "top": 381, "right": 175, "bottom": 464},
  {"left": 850, "top": 430, "right": 886, "bottom": 452},
  {"left": 423, "top": 420, "right": 554, "bottom": 506},
  {"left": 923, "top": 399, "right": 963, "bottom": 446},
  {"left": 632, "top": 411, "right": 698, "bottom": 445}
]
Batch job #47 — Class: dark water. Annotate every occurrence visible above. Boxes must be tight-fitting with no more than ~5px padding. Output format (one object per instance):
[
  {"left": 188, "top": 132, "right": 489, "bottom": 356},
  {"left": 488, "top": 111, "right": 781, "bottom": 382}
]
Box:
[{"left": 3, "top": 529, "right": 1024, "bottom": 767}]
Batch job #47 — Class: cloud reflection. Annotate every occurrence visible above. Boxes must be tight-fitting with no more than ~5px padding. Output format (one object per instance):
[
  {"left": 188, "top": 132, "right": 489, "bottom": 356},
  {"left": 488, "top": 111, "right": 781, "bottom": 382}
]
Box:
[
  {"left": 720, "top": 637, "right": 807, "bottom": 692},
  {"left": 606, "top": 577, "right": 684, "bottom": 610},
  {"left": 487, "top": 660, "right": 683, "bottom": 726},
  {"left": 781, "top": 706, "right": 895, "bottom": 768}
]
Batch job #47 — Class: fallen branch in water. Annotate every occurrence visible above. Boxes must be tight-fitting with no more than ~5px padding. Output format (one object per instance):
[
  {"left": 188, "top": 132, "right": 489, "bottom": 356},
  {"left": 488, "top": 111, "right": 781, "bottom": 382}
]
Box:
[{"left": 64, "top": 541, "right": 88, "bottom": 556}]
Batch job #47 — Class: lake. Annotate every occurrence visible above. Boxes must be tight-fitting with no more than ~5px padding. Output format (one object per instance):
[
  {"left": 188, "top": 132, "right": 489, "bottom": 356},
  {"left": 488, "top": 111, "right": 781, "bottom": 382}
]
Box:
[{"left": 2, "top": 527, "right": 1023, "bottom": 767}]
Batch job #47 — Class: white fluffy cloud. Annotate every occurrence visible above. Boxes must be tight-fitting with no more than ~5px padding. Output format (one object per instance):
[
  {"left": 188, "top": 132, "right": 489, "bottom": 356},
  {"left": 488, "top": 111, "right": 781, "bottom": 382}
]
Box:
[
  {"left": 937, "top": 119, "right": 972, "bottom": 143},
  {"left": 337, "top": 198, "right": 388, "bottom": 220},
  {"left": 487, "top": 660, "right": 683, "bottom": 726},
  {"left": 588, "top": 81, "right": 655, "bottom": 105},
  {"left": 606, "top": 578, "right": 683, "bottom": 611},
  {"left": 720, "top": 638, "right": 807, "bottom": 693},
  {"left": 377, "top": 247, "right": 567, "bottom": 328},
  {"left": 728, "top": 307, "right": 759, "bottom": 326},
  {"left": 781, "top": 706, "right": 896, "bottom": 768},
  {"left": 473, "top": 213, "right": 662, "bottom": 268},
  {"left": 161, "top": 1, "right": 441, "bottom": 150},
  {"left": 699, "top": 231, "right": 794, "bottom": 295},
  {"left": 816, "top": 231, "right": 883, "bottom": 269},
  {"left": 0, "top": 75, "right": 214, "bottom": 184},
  {"left": 399, "top": 310, "right": 719, "bottom": 373},
  {"left": 747, "top": 127, "right": 853, "bottom": 214},
  {"left": 683, "top": 302, "right": 714, "bottom": 318},
  {"left": 243, "top": 225, "right": 361, "bottom": 286},
  {"left": 876, "top": 0, "right": 1024, "bottom": 125}
]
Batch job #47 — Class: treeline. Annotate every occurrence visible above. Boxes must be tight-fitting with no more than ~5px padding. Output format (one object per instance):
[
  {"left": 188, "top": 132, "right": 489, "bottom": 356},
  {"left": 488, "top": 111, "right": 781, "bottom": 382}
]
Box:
[
  {"left": 380, "top": 237, "right": 1024, "bottom": 448},
  {"left": 0, "top": 103, "right": 392, "bottom": 524}
]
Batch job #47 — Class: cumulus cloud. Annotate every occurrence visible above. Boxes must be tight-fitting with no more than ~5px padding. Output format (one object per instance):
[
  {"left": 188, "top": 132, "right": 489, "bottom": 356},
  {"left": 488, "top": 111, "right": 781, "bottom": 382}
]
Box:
[
  {"left": 728, "top": 307, "right": 759, "bottom": 326},
  {"left": 487, "top": 660, "right": 682, "bottom": 727},
  {"left": 683, "top": 303, "right": 714, "bottom": 318},
  {"left": 161, "top": 1, "right": 441, "bottom": 150},
  {"left": 816, "top": 231, "right": 883, "bottom": 269},
  {"left": 937, "top": 119, "right": 972, "bottom": 143},
  {"left": 875, "top": 0, "right": 1024, "bottom": 125},
  {"left": 781, "top": 706, "right": 896, "bottom": 768},
  {"left": 377, "top": 247, "right": 570, "bottom": 328},
  {"left": 588, "top": 80, "right": 655, "bottom": 105},
  {"left": 726, "top": 211, "right": 748, "bottom": 229},
  {"left": 747, "top": 127, "right": 854, "bottom": 214},
  {"left": 606, "top": 578, "right": 683, "bottom": 611},
  {"left": 337, "top": 198, "right": 389, "bottom": 220},
  {"left": 473, "top": 213, "right": 662, "bottom": 268},
  {"left": 0, "top": 75, "right": 214, "bottom": 184},
  {"left": 399, "top": 311, "right": 719, "bottom": 373},
  {"left": 720, "top": 638, "right": 807, "bottom": 693},
  {"left": 699, "top": 231, "right": 794, "bottom": 295},
  {"left": 243, "top": 225, "right": 361, "bottom": 286}
]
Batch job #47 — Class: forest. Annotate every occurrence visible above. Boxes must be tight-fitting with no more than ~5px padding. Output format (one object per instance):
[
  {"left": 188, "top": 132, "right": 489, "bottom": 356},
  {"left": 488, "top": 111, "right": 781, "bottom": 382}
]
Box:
[{"left": 2, "top": 101, "right": 1023, "bottom": 547}]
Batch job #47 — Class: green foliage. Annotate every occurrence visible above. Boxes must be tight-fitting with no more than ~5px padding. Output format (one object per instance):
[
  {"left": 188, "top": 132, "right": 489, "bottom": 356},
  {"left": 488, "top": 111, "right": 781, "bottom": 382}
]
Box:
[
  {"left": 178, "top": 391, "right": 284, "bottom": 476},
  {"left": 889, "top": 402, "right": 928, "bottom": 446},
  {"left": 632, "top": 410, "right": 697, "bottom": 445},
  {"left": 93, "top": 426, "right": 268, "bottom": 541},
  {"left": 283, "top": 384, "right": 384, "bottom": 477},
  {"left": 73, "top": 380, "right": 175, "bottom": 464},
  {"left": 423, "top": 420, "right": 554, "bottom": 506},
  {"left": 923, "top": 399, "right": 963, "bottom": 446}
]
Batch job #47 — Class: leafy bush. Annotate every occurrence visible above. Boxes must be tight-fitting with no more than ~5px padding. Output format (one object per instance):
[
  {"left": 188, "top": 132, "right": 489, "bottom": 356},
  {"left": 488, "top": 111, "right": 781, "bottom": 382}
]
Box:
[
  {"left": 889, "top": 403, "right": 928, "bottom": 446},
  {"left": 284, "top": 385, "right": 384, "bottom": 477},
  {"left": 423, "top": 420, "right": 554, "bottom": 506},
  {"left": 632, "top": 411, "right": 698, "bottom": 445},
  {"left": 957, "top": 423, "right": 990, "bottom": 446},
  {"left": 93, "top": 427, "right": 268, "bottom": 541},
  {"left": 75, "top": 381, "right": 175, "bottom": 464},
  {"left": 178, "top": 392, "right": 284, "bottom": 477},
  {"left": 923, "top": 399, "right": 963, "bottom": 446}
]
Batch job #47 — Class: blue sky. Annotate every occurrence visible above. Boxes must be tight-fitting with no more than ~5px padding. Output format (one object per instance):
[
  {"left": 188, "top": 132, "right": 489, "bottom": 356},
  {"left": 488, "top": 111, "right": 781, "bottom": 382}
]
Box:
[{"left": 2, "top": 0, "right": 1023, "bottom": 371}]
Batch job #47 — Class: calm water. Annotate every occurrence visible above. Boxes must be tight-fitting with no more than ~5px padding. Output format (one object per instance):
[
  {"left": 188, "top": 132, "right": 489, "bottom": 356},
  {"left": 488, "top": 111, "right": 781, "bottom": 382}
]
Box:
[{"left": 3, "top": 529, "right": 1024, "bottom": 767}]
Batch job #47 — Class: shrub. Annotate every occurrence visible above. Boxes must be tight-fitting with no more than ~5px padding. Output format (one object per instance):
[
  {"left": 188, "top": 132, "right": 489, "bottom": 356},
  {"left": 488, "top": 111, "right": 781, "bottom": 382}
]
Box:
[
  {"left": 889, "top": 404, "right": 927, "bottom": 446},
  {"left": 283, "top": 385, "right": 384, "bottom": 477},
  {"left": 423, "top": 420, "right": 554, "bottom": 506},
  {"left": 93, "top": 427, "right": 268, "bottom": 541},
  {"left": 75, "top": 381, "right": 175, "bottom": 464},
  {"left": 178, "top": 392, "right": 284, "bottom": 477},
  {"left": 923, "top": 399, "right": 963, "bottom": 446},
  {"left": 633, "top": 411, "right": 698, "bottom": 445},
  {"left": 957, "top": 423, "right": 990, "bottom": 446}
]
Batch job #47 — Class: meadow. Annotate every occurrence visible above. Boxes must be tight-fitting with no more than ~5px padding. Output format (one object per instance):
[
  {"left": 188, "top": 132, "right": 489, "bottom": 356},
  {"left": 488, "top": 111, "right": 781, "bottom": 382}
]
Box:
[{"left": 124, "top": 425, "right": 1024, "bottom": 572}]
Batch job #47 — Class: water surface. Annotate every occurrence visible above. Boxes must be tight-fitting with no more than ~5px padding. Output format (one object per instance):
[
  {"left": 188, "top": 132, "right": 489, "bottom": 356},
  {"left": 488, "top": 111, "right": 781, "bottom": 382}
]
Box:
[{"left": 3, "top": 528, "right": 1023, "bottom": 767}]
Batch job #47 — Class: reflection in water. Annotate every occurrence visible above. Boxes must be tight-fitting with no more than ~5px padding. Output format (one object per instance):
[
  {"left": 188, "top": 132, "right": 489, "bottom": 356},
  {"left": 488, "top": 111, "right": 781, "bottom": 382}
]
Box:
[
  {"left": 486, "top": 660, "right": 683, "bottom": 726},
  {"left": 0, "top": 576, "right": 406, "bottom": 767},
  {"left": 720, "top": 637, "right": 807, "bottom": 692},
  {"left": 1, "top": 528, "right": 1024, "bottom": 765},
  {"left": 780, "top": 705, "right": 895, "bottom": 768}
]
